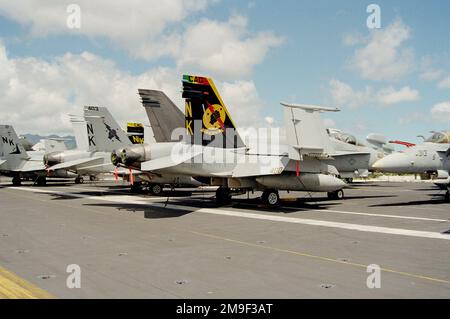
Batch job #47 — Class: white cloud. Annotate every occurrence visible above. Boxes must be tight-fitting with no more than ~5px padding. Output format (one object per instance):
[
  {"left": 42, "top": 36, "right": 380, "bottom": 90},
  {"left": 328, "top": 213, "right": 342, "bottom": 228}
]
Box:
[
  {"left": 330, "top": 79, "right": 420, "bottom": 108},
  {"left": 342, "top": 33, "right": 366, "bottom": 46},
  {"left": 420, "top": 69, "right": 444, "bottom": 81},
  {"left": 0, "top": 40, "right": 270, "bottom": 135},
  {"left": 264, "top": 117, "right": 275, "bottom": 126},
  {"left": 419, "top": 56, "right": 445, "bottom": 82},
  {"left": 376, "top": 86, "right": 419, "bottom": 105},
  {"left": 431, "top": 102, "right": 450, "bottom": 123},
  {"left": 0, "top": 1, "right": 208, "bottom": 41},
  {"left": 174, "top": 15, "right": 284, "bottom": 78},
  {"left": 349, "top": 20, "right": 414, "bottom": 81},
  {"left": 0, "top": 2, "right": 284, "bottom": 78},
  {"left": 219, "top": 79, "right": 265, "bottom": 127},
  {"left": 329, "top": 79, "right": 372, "bottom": 108},
  {"left": 438, "top": 76, "right": 450, "bottom": 89}
]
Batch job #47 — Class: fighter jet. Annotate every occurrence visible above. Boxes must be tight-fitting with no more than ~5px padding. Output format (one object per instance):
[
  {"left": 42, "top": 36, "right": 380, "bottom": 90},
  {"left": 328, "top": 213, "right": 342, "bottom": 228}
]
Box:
[
  {"left": 372, "top": 131, "right": 450, "bottom": 200},
  {"left": 44, "top": 106, "right": 133, "bottom": 183},
  {"left": 113, "top": 75, "right": 346, "bottom": 206},
  {"left": 46, "top": 105, "right": 199, "bottom": 193},
  {"left": 326, "top": 129, "right": 393, "bottom": 182},
  {"left": 0, "top": 125, "right": 73, "bottom": 185},
  {"left": 139, "top": 89, "right": 381, "bottom": 186}
]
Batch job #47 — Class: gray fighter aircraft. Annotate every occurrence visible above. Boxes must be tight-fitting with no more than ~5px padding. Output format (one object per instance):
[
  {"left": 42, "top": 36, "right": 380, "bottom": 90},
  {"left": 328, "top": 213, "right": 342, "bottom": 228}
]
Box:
[
  {"left": 373, "top": 131, "right": 450, "bottom": 200},
  {"left": 113, "top": 75, "right": 346, "bottom": 206},
  {"left": 0, "top": 125, "right": 73, "bottom": 185},
  {"left": 46, "top": 105, "right": 200, "bottom": 193},
  {"left": 44, "top": 106, "right": 136, "bottom": 184},
  {"left": 326, "top": 129, "right": 393, "bottom": 182}
]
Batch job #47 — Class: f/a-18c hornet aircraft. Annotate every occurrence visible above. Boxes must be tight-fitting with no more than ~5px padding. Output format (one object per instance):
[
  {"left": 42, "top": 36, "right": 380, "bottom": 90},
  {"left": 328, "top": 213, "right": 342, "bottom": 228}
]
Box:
[
  {"left": 373, "top": 131, "right": 450, "bottom": 201},
  {"left": 0, "top": 125, "right": 73, "bottom": 186},
  {"left": 45, "top": 105, "right": 201, "bottom": 193},
  {"left": 112, "top": 75, "right": 346, "bottom": 207}
]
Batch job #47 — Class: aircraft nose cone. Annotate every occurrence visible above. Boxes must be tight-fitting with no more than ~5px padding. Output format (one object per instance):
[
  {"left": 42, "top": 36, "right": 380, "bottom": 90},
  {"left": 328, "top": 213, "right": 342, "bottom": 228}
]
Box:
[{"left": 372, "top": 153, "right": 412, "bottom": 173}]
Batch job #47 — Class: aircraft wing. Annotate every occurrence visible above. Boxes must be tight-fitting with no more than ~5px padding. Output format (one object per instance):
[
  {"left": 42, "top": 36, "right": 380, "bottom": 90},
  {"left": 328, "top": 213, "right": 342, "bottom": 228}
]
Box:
[
  {"left": 141, "top": 147, "right": 203, "bottom": 172},
  {"left": 47, "top": 157, "right": 104, "bottom": 171},
  {"left": 232, "top": 156, "right": 289, "bottom": 178},
  {"left": 331, "top": 150, "right": 371, "bottom": 157}
]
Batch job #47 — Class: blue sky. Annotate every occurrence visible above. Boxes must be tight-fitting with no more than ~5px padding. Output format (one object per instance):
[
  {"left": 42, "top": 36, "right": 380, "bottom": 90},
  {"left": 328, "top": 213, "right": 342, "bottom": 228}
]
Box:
[{"left": 0, "top": 0, "right": 449, "bottom": 143}]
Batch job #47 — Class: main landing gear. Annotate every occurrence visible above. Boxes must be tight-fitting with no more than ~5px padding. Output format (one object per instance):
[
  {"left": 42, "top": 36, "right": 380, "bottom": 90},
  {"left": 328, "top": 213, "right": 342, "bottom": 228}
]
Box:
[
  {"left": 149, "top": 184, "right": 163, "bottom": 195},
  {"left": 75, "top": 176, "right": 84, "bottom": 184},
  {"left": 445, "top": 184, "right": 450, "bottom": 202},
  {"left": 215, "top": 187, "right": 232, "bottom": 206},
  {"left": 36, "top": 176, "right": 47, "bottom": 186},
  {"left": 327, "top": 189, "right": 345, "bottom": 200},
  {"left": 262, "top": 189, "right": 280, "bottom": 207}
]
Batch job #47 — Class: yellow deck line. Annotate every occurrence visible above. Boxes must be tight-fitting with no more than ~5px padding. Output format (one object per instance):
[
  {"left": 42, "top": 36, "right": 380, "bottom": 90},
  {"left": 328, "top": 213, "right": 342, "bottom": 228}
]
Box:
[
  {"left": 191, "top": 231, "right": 450, "bottom": 286},
  {"left": 0, "top": 266, "right": 54, "bottom": 299}
]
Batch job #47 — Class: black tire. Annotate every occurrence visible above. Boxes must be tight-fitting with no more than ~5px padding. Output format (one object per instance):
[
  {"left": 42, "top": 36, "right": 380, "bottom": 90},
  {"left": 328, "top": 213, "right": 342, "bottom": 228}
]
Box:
[
  {"left": 445, "top": 191, "right": 450, "bottom": 202},
  {"left": 89, "top": 175, "right": 97, "bottom": 182},
  {"left": 262, "top": 189, "right": 280, "bottom": 207},
  {"left": 36, "top": 176, "right": 47, "bottom": 186},
  {"left": 75, "top": 176, "right": 84, "bottom": 184},
  {"left": 149, "top": 184, "right": 163, "bottom": 195},
  {"left": 12, "top": 176, "right": 21, "bottom": 186},
  {"left": 344, "top": 178, "right": 353, "bottom": 184},
  {"left": 328, "top": 189, "right": 344, "bottom": 200},
  {"left": 215, "top": 187, "right": 231, "bottom": 206}
]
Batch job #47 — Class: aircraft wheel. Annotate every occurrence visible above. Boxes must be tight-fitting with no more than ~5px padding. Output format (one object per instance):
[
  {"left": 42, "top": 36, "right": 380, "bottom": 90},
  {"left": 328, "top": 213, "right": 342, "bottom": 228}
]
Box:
[
  {"left": 328, "top": 189, "right": 344, "bottom": 200},
  {"left": 75, "top": 176, "right": 84, "bottom": 184},
  {"left": 215, "top": 187, "right": 231, "bottom": 206},
  {"left": 262, "top": 189, "right": 280, "bottom": 207},
  {"left": 36, "top": 176, "right": 47, "bottom": 186},
  {"left": 445, "top": 191, "right": 450, "bottom": 202},
  {"left": 149, "top": 184, "right": 163, "bottom": 196},
  {"left": 12, "top": 176, "right": 21, "bottom": 186},
  {"left": 344, "top": 178, "right": 353, "bottom": 184},
  {"left": 89, "top": 175, "right": 97, "bottom": 182}
]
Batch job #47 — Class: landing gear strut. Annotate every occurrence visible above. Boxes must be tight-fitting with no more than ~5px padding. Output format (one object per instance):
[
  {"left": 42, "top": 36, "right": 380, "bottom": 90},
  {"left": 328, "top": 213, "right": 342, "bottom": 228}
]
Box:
[
  {"left": 215, "top": 187, "right": 231, "bottom": 206},
  {"left": 12, "top": 176, "right": 21, "bottom": 186},
  {"left": 36, "top": 176, "right": 47, "bottom": 186},
  {"left": 328, "top": 189, "right": 344, "bottom": 200},
  {"left": 262, "top": 189, "right": 280, "bottom": 207},
  {"left": 130, "top": 181, "right": 143, "bottom": 193}
]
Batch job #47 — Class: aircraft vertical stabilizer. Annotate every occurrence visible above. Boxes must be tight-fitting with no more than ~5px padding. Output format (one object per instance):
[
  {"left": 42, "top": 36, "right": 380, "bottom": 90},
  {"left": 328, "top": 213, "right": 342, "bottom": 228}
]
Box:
[
  {"left": 0, "top": 125, "right": 28, "bottom": 161},
  {"left": 139, "top": 89, "right": 184, "bottom": 143},
  {"left": 282, "top": 103, "right": 339, "bottom": 160},
  {"left": 182, "top": 75, "right": 245, "bottom": 149},
  {"left": 83, "top": 106, "right": 131, "bottom": 152}
]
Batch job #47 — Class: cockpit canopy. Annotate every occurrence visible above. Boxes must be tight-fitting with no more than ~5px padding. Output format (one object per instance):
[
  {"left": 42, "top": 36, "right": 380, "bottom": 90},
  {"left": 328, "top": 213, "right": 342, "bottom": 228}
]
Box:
[
  {"left": 328, "top": 129, "right": 357, "bottom": 145},
  {"left": 425, "top": 131, "right": 450, "bottom": 144}
]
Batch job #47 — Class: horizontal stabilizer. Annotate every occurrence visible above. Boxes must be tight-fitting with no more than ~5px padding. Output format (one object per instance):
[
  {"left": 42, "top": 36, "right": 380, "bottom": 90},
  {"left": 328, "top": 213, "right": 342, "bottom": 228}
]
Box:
[{"left": 47, "top": 157, "right": 103, "bottom": 171}]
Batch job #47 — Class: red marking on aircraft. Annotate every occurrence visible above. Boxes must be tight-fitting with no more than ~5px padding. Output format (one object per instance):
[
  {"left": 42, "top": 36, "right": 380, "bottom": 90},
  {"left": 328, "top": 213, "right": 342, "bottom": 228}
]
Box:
[
  {"left": 389, "top": 140, "right": 416, "bottom": 148},
  {"left": 206, "top": 102, "right": 225, "bottom": 130}
]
